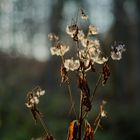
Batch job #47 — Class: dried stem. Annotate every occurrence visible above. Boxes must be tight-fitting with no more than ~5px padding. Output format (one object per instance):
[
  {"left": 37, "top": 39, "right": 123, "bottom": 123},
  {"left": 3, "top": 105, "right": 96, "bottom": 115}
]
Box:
[
  {"left": 36, "top": 112, "right": 49, "bottom": 136},
  {"left": 82, "top": 73, "right": 102, "bottom": 120},
  {"left": 61, "top": 56, "right": 77, "bottom": 118},
  {"left": 90, "top": 73, "right": 102, "bottom": 103},
  {"left": 94, "top": 113, "right": 102, "bottom": 134},
  {"left": 67, "top": 80, "right": 77, "bottom": 118},
  {"left": 78, "top": 91, "right": 83, "bottom": 140}
]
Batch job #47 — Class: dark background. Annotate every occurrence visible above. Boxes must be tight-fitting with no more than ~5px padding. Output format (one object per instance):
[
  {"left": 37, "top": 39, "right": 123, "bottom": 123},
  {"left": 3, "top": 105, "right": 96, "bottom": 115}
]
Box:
[{"left": 0, "top": 0, "right": 140, "bottom": 139}]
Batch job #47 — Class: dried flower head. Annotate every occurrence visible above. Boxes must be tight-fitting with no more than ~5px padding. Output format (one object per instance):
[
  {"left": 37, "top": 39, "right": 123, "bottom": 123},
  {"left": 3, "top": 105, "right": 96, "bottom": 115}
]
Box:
[
  {"left": 48, "top": 33, "right": 59, "bottom": 41},
  {"left": 93, "top": 55, "right": 108, "bottom": 64},
  {"left": 77, "top": 30, "right": 85, "bottom": 41},
  {"left": 25, "top": 86, "right": 45, "bottom": 122},
  {"left": 25, "top": 86, "right": 45, "bottom": 109},
  {"left": 102, "top": 100, "right": 107, "bottom": 105},
  {"left": 93, "top": 39, "right": 100, "bottom": 48},
  {"left": 88, "top": 47, "right": 108, "bottom": 64},
  {"left": 50, "top": 43, "right": 69, "bottom": 56},
  {"left": 100, "top": 100, "right": 107, "bottom": 118},
  {"left": 66, "top": 24, "right": 78, "bottom": 39},
  {"left": 101, "top": 110, "right": 107, "bottom": 118},
  {"left": 36, "top": 90, "right": 45, "bottom": 97},
  {"left": 88, "top": 25, "right": 98, "bottom": 35},
  {"left": 80, "top": 9, "right": 88, "bottom": 20},
  {"left": 64, "top": 58, "right": 80, "bottom": 71},
  {"left": 81, "top": 38, "right": 95, "bottom": 48},
  {"left": 111, "top": 44, "right": 126, "bottom": 60},
  {"left": 79, "top": 50, "right": 92, "bottom": 71}
]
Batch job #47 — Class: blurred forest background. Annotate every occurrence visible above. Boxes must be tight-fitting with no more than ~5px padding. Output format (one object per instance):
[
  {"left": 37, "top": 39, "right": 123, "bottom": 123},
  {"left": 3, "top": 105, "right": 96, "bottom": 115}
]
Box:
[{"left": 0, "top": 0, "right": 140, "bottom": 140}]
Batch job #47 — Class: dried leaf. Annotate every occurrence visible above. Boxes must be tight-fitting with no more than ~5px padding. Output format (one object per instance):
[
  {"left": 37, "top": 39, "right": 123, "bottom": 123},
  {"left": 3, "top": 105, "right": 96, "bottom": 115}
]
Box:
[
  {"left": 83, "top": 121, "right": 94, "bottom": 140},
  {"left": 82, "top": 93, "right": 91, "bottom": 112},
  {"left": 102, "top": 63, "right": 110, "bottom": 85},
  {"left": 73, "top": 25, "right": 79, "bottom": 41},
  {"left": 67, "top": 120, "right": 79, "bottom": 140},
  {"left": 78, "top": 74, "right": 91, "bottom": 111},
  {"left": 60, "top": 64, "right": 68, "bottom": 83},
  {"left": 30, "top": 106, "right": 42, "bottom": 123},
  {"left": 78, "top": 73, "right": 90, "bottom": 96}
]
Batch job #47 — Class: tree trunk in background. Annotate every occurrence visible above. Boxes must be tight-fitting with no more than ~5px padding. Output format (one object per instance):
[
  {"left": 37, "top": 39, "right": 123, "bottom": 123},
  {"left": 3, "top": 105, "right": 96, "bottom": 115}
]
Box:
[
  {"left": 134, "top": 0, "right": 140, "bottom": 104},
  {"left": 106, "top": 0, "right": 134, "bottom": 102},
  {"left": 48, "top": 0, "right": 65, "bottom": 34},
  {"left": 48, "top": 0, "right": 85, "bottom": 34}
]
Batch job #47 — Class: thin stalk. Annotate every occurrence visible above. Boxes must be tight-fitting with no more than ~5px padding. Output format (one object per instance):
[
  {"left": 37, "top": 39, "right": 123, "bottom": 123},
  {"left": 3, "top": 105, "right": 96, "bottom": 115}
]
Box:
[
  {"left": 90, "top": 73, "right": 102, "bottom": 103},
  {"left": 94, "top": 114, "right": 101, "bottom": 134},
  {"left": 36, "top": 112, "right": 49, "bottom": 136},
  {"left": 76, "top": 41, "right": 80, "bottom": 57},
  {"left": 82, "top": 73, "right": 102, "bottom": 120},
  {"left": 61, "top": 56, "right": 77, "bottom": 118},
  {"left": 67, "top": 80, "right": 77, "bottom": 118},
  {"left": 78, "top": 91, "right": 83, "bottom": 140}
]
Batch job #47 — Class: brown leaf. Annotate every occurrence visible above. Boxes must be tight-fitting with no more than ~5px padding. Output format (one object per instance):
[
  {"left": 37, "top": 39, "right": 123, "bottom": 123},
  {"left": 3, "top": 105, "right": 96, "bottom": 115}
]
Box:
[
  {"left": 82, "top": 93, "right": 91, "bottom": 112},
  {"left": 71, "top": 24, "right": 79, "bottom": 41},
  {"left": 67, "top": 120, "right": 79, "bottom": 140},
  {"left": 102, "top": 63, "right": 110, "bottom": 85},
  {"left": 60, "top": 64, "right": 68, "bottom": 83},
  {"left": 78, "top": 73, "right": 91, "bottom": 111},
  {"left": 83, "top": 121, "right": 94, "bottom": 140},
  {"left": 30, "top": 106, "right": 42, "bottom": 123},
  {"left": 78, "top": 73, "right": 90, "bottom": 96}
]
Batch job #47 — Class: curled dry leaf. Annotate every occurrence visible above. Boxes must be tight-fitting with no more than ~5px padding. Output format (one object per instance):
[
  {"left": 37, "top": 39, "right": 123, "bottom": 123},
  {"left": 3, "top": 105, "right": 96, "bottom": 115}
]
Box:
[
  {"left": 82, "top": 93, "right": 92, "bottom": 112},
  {"left": 30, "top": 105, "right": 42, "bottom": 123},
  {"left": 83, "top": 121, "right": 94, "bottom": 140},
  {"left": 67, "top": 120, "right": 79, "bottom": 140},
  {"left": 78, "top": 73, "right": 90, "bottom": 96},
  {"left": 102, "top": 63, "right": 110, "bottom": 85},
  {"left": 60, "top": 64, "right": 68, "bottom": 83},
  {"left": 78, "top": 73, "right": 91, "bottom": 111}
]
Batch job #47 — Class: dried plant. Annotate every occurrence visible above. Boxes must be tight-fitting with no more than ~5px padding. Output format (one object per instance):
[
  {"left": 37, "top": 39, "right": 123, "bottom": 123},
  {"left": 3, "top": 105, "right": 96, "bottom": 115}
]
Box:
[{"left": 25, "top": 9, "right": 125, "bottom": 140}]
